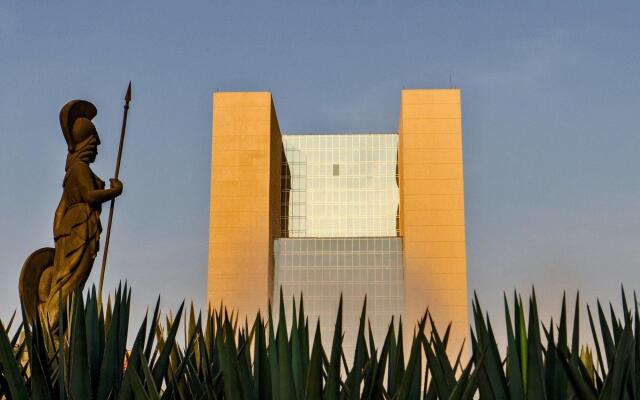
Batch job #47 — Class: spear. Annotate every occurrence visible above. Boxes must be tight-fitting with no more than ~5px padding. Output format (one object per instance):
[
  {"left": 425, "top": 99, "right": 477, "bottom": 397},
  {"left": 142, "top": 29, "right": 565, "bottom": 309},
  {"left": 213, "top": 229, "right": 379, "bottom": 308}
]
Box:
[{"left": 98, "top": 82, "right": 132, "bottom": 303}]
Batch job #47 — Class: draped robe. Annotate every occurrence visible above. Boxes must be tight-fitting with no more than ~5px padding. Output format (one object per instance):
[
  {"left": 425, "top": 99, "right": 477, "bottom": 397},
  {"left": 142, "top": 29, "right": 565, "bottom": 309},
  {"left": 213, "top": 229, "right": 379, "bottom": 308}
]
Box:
[{"left": 42, "top": 138, "right": 103, "bottom": 321}]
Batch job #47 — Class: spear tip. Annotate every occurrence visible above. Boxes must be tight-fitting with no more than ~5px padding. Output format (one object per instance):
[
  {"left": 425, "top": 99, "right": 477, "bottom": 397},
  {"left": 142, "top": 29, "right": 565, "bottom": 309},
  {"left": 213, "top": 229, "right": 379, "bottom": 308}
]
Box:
[{"left": 125, "top": 81, "right": 132, "bottom": 102}]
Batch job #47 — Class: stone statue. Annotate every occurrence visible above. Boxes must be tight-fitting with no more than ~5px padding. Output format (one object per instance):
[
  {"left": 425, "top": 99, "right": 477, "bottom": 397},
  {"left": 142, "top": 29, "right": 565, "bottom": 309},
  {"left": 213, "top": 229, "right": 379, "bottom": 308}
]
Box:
[{"left": 19, "top": 100, "right": 123, "bottom": 326}]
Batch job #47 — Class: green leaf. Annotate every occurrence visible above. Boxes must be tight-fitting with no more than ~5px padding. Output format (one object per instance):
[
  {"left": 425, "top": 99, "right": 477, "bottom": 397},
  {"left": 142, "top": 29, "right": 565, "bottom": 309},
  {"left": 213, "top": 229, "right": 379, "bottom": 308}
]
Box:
[
  {"left": 596, "top": 301, "right": 615, "bottom": 370},
  {"left": 325, "top": 296, "right": 343, "bottom": 400},
  {"left": 516, "top": 294, "right": 528, "bottom": 391},
  {"left": 138, "top": 351, "right": 161, "bottom": 400},
  {"left": 396, "top": 316, "right": 425, "bottom": 400},
  {"left": 86, "top": 286, "right": 104, "bottom": 396},
  {"left": 96, "top": 285, "right": 124, "bottom": 400},
  {"left": 586, "top": 305, "right": 606, "bottom": 379},
  {"left": 0, "top": 320, "right": 29, "bottom": 399},
  {"left": 144, "top": 297, "right": 161, "bottom": 362},
  {"left": 69, "top": 291, "right": 91, "bottom": 400},
  {"left": 555, "top": 345, "right": 597, "bottom": 400},
  {"left": 472, "top": 293, "right": 507, "bottom": 399},
  {"left": 215, "top": 313, "right": 243, "bottom": 400},
  {"left": 503, "top": 293, "right": 524, "bottom": 400},
  {"left": 267, "top": 301, "right": 280, "bottom": 399},
  {"left": 21, "top": 303, "right": 52, "bottom": 400},
  {"left": 118, "top": 315, "right": 149, "bottom": 400},
  {"left": 253, "top": 312, "right": 271, "bottom": 400},
  {"left": 151, "top": 301, "right": 184, "bottom": 389},
  {"left": 447, "top": 355, "right": 476, "bottom": 400},
  {"left": 349, "top": 297, "right": 368, "bottom": 400},
  {"left": 162, "top": 318, "right": 201, "bottom": 400},
  {"left": 387, "top": 318, "right": 404, "bottom": 396},
  {"left": 276, "top": 290, "right": 295, "bottom": 400},
  {"left": 600, "top": 313, "right": 634, "bottom": 399},
  {"left": 571, "top": 292, "right": 580, "bottom": 357},
  {"left": 526, "top": 290, "right": 546, "bottom": 399},
  {"left": 125, "top": 367, "right": 152, "bottom": 400},
  {"left": 298, "top": 294, "right": 310, "bottom": 384},
  {"left": 423, "top": 333, "right": 452, "bottom": 399},
  {"left": 429, "top": 316, "right": 456, "bottom": 388},
  {"left": 364, "top": 319, "right": 391, "bottom": 400},
  {"left": 306, "top": 321, "right": 324, "bottom": 400},
  {"left": 290, "top": 298, "right": 303, "bottom": 400}
]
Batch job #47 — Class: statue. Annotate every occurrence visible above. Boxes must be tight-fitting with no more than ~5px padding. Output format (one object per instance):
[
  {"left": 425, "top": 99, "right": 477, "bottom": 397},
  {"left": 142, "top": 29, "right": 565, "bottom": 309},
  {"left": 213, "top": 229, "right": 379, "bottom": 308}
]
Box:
[{"left": 19, "top": 93, "right": 129, "bottom": 327}]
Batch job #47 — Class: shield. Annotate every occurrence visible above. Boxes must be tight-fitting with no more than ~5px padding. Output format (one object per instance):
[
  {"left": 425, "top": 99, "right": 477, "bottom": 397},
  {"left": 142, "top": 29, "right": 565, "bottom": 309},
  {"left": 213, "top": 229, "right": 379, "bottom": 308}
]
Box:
[{"left": 19, "top": 247, "right": 55, "bottom": 322}]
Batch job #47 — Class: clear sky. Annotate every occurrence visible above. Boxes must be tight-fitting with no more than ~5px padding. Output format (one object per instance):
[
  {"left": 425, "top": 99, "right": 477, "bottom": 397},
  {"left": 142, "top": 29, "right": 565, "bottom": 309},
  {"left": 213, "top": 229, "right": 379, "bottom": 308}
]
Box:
[{"left": 1, "top": 1, "right": 639, "bottom": 341}]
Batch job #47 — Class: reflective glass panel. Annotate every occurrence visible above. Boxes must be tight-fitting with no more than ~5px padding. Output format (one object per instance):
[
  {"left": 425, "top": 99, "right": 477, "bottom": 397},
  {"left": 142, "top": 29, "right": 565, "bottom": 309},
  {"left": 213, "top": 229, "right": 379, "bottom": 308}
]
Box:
[
  {"left": 281, "top": 133, "right": 399, "bottom": 237},
  {"left": 274, "top": 237, "right": 404, "bottom": 358}
]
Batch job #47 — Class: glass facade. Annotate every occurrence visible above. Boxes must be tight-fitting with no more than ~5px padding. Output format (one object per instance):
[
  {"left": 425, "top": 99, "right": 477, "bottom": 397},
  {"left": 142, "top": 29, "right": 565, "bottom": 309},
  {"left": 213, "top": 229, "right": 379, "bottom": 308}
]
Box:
[
  {"left": 275, "top": 133, "right": 404, "bottom": 354},
  {"left": 280, "top": 134, "right": 400, "bottom": 238},
  {"left": 274, "top": 237, "right": 403, "bottom": 356}
]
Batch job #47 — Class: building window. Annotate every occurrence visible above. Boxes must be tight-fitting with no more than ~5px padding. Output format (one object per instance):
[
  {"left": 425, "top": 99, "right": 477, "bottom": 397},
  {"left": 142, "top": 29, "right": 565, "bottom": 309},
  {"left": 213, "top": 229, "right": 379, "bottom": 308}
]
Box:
[{"left": 333, "top": 163, "right": 339, "bottom": 176}]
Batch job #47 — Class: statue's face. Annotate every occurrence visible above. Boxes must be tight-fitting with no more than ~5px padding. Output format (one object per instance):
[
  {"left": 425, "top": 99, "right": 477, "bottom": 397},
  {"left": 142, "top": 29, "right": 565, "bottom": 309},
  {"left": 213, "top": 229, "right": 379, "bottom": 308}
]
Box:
[
  {"left": 71, "top": 118, "right": 100, "bottom": 157},
  {"left": 75, "top": 134, "right": 100, "bottom": 163},
  {"left": 88, "top": 135, "right": 100, "bottom": 162}
]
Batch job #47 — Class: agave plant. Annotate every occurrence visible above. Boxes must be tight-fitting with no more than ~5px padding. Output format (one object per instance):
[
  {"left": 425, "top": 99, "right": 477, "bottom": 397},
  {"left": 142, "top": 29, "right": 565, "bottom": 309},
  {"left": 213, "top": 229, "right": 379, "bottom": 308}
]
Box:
[
  {"left": 3, "top": 284, "right": 640, "bottom": 399},
  {"left": 0, "top": 283, "right": 187, "bottom": 400},
  {"left": 0, "top": 285, "right": 477, "bottom": 399},
  {"left": 470, "top": 287, "right": 640, "bottom": 399}
]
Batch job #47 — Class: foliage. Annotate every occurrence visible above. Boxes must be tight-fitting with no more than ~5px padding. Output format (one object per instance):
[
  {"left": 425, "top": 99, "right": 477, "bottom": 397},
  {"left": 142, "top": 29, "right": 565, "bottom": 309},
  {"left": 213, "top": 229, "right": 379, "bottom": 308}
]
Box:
[{"left": 1, "top": 285, "right": 640, "bottom": 399}]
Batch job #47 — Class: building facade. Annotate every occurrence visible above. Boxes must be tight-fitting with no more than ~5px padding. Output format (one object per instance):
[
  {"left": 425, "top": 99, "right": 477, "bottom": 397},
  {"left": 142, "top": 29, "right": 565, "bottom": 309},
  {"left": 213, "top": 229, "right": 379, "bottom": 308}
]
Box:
[{"left": 208, "top": 89, "right": 468, "bottom": 352}]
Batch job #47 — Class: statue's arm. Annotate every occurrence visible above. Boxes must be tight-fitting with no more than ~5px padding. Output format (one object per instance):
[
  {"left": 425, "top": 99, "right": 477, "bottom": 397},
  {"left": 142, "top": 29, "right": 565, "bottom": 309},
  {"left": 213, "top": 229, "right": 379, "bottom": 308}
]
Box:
[
  {"left": 73, "top": 164, "right": 123, "bottom": 205},
  {"left": 85, "top": 180, "right": 122, "bottom": 204}
]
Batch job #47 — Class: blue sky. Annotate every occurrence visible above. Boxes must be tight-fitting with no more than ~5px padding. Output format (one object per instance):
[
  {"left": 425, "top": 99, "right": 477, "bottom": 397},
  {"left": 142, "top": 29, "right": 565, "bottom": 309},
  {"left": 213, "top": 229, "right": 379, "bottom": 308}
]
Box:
[{"left": 1, "top": 2, "right": 639, "bottom": 340}]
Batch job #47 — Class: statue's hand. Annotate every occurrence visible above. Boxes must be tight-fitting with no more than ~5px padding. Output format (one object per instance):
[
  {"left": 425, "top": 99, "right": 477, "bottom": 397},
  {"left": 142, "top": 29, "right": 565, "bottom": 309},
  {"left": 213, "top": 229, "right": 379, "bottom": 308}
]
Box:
[{"left": 109, "top": 178, "right": 123, "bottom": 196}]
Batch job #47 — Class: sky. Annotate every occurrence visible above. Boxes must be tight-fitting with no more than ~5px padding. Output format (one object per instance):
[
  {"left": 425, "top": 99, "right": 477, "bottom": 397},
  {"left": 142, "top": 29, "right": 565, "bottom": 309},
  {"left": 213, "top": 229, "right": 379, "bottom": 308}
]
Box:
[{"left": 1, "top": 1, "right": 639, "bottom": 344}]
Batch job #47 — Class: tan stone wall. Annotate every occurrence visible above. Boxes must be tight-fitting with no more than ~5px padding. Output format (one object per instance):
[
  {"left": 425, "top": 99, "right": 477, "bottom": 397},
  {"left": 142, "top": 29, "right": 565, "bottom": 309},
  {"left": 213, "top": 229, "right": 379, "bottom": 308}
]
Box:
[
  {"left": 208, "top": 92, "right": 281, "bottom": 319},
  {"left": 399, "top": 89, "right": 468, "bottom": 352}
]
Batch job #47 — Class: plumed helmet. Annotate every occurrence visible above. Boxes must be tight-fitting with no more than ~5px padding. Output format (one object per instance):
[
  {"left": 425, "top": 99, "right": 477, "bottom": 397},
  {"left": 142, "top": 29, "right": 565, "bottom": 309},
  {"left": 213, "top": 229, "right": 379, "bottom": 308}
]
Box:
[{"left": 59, "top": 100, "right": 97, "bottom": 151}]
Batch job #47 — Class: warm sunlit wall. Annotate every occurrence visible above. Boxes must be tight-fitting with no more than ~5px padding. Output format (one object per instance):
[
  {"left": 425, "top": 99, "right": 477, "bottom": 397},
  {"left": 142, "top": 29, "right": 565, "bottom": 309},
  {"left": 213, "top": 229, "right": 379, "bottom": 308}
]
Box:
[
  {"left": 399, "top": 89, "right": 469, "bottom": 352},
  {"left": 208, "top": 92, "right": 282, "bottom": 320}
]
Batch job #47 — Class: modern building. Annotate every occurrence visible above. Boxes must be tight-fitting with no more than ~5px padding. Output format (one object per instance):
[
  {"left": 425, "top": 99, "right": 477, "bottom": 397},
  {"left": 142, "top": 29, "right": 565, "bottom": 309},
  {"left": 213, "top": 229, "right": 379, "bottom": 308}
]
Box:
[{"left": 208, "top": 89, "right": 468, "bottom": 353}]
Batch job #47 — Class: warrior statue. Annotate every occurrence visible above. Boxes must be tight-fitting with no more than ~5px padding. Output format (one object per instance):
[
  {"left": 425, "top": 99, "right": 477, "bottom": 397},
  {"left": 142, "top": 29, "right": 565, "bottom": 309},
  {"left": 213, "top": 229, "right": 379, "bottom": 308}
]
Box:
[{"left": 19, "top": 100, "right": 123, "bottom": 326}]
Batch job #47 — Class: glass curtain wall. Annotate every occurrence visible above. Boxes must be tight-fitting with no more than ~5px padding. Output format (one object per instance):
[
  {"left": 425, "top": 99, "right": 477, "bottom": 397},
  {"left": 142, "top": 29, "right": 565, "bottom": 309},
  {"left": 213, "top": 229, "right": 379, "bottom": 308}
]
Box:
[
  {"left": 276, "top": 133, "right": 403, "bottom": 355},
  {"left": 280, "top": 134, "right": 400, "bottom": 238},
  {"left": 274, "top": 237, "right": 403, "bottom": 356}
]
